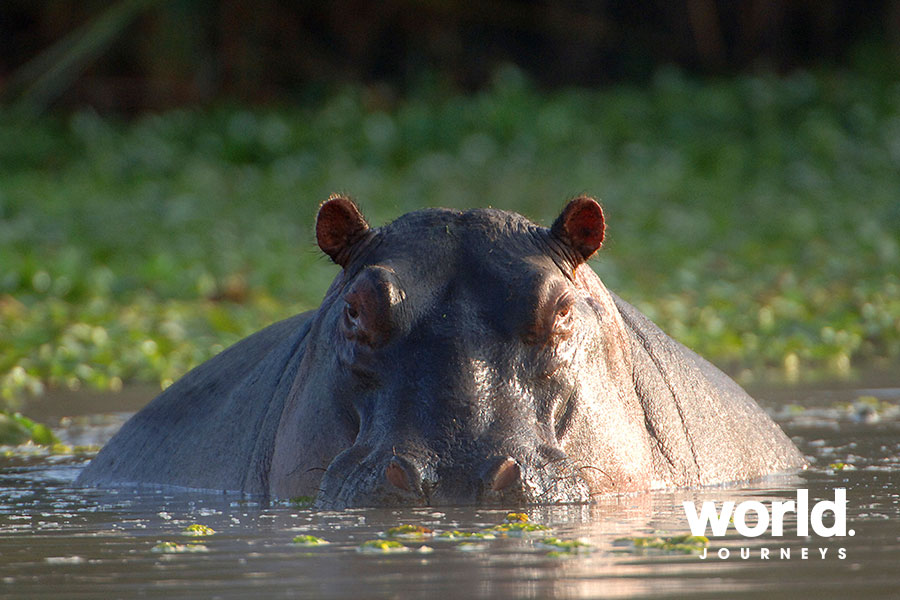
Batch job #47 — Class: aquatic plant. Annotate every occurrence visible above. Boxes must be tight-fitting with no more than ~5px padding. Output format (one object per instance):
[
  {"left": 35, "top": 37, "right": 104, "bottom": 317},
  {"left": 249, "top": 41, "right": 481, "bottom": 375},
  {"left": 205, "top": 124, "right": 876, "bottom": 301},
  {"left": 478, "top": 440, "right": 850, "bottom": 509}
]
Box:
[
  {"left": 292, "top": 534, "right": 329, "bottom": 546},
  {"left": 182, "top": 524, "right": 215, "bottom": 536},
  {"left": 357, "top": 539, "right": 410, "bottom": 554},
  {"left": 0, "top": 411, "right": 59, "bottom": 445},
  {"left": 613, "top": 534, "right": 709, "bottom": 554},
  {"left": 151, "top": 541, "right": 209, "bottom": 553},
  {"left": 383, "top": 524, "right": 434, "bottom": 539}
]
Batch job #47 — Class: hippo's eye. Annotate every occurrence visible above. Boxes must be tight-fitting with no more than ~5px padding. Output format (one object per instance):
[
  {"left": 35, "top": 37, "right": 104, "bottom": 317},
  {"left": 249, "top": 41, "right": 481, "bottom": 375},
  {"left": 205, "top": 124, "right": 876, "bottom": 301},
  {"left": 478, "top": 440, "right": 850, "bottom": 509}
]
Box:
[
  {"left": 343, "top": 301, "right": 360, "bottom": 333},
  {"left": 525, "top": 290, "right": 577, "bottom": 345},
  {"left": 552, "top": 294, "right": 576, "bottom": 336},
  {"left": 345, "top": 303, "right": 359, "bottom": 320},
  {"left": 340, "top": 280, "right": 396, "bottom": 349}
]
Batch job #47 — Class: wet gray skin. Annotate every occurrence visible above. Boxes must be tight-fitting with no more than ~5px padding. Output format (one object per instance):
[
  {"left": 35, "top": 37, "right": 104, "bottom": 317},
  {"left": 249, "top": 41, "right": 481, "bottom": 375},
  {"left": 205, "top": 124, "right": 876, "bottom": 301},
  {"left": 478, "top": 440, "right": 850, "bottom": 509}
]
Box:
[{"left": 78, "top": 197, "right": 806, "bottom": 508}]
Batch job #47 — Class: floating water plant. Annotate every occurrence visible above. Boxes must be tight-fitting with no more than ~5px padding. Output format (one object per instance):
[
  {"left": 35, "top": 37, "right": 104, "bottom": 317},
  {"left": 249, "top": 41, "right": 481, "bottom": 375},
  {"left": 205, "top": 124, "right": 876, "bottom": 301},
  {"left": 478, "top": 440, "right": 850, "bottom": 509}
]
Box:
[
  {"left": 482, "top": 512, "right": 552, "bottom": 536},
  {"left": 613, "top": 534, "right": 709, "bottom": 554},
  {"left": 292, "top": 534, "right": 329, "bottom": 546},
  {"left": 505, "top": 512, "right": 529, "bottom": 523},
  {"left": 485, "top": 522, "right": 551, "bottom": 536},
  {"left": 537, "top": 537, "right": 592, "bottom": 552},
  {"left": 50, "top": 443, "right": 100, "bottom": 455},
  {"left": 383, "top": 524, "right": 433, "bottom": 539},
  {"left": 152, "top": 542, "right": 209, "bottom": 553},
  {"left": 357, "top": 539, "right": 410, "bottom": 554},
  {"left": 182, "top": 524, "right": 215, "bottom": 536},
  {"left": 436, "top": 530, "right": 497, "bottom": 541},
  {"left": 828, "top": 462, "right": 856, "bottom": 471},
  {"left": 536, "top": 537, "right": 592, "bottom": 557}
]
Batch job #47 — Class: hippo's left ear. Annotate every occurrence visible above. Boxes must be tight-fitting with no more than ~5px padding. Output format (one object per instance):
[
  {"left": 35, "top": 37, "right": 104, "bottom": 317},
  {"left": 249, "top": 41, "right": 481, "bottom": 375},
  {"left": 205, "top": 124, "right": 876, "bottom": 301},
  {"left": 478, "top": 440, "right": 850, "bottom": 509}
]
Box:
[
  {"left": 550, "top": 196, "right": 606, "bottom": 263},
  {"left": 316, "top": 195, "right": 370, "bottom": 267}
]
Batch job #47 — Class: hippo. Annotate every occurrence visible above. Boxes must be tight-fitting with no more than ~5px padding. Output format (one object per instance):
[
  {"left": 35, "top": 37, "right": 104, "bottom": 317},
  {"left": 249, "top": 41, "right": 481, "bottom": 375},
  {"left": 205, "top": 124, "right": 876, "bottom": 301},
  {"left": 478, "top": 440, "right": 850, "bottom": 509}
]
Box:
[{"left": 78, "top": 196, "right": 806, "bottom": 507}]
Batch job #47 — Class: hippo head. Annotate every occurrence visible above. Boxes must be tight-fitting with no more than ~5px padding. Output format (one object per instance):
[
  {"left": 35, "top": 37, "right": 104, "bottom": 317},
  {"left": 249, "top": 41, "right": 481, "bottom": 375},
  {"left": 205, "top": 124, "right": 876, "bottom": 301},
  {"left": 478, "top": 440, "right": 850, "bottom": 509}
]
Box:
[{"left": 270, "top": 196, "right": 655, "bottom": 508}]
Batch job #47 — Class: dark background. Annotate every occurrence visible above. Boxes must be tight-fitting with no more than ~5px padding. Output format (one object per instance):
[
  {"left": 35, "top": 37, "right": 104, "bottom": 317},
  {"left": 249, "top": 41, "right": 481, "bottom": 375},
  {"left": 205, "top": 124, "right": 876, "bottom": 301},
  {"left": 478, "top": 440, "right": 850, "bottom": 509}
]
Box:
[{"left": 3, "top": 0, "right": 899, "bottom": 112}]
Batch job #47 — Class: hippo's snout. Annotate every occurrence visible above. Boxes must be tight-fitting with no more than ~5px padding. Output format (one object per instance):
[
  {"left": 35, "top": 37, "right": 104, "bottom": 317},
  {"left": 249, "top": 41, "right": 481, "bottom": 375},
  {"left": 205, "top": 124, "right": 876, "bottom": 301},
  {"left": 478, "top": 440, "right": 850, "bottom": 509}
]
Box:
[
  {"left": 315, "top": 447, "right": 529, "bottom": 508},
  {"left": 381, "top": 453, "right": 524, "bottom": 505}
]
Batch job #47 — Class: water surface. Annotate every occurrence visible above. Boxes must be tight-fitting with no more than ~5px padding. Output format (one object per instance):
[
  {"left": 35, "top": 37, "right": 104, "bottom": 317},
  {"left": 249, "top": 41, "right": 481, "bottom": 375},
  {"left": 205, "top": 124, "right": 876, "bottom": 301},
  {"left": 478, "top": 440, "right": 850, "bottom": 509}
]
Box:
[{"left": 1, "top": 382, "right": 898, "bottom": 599}]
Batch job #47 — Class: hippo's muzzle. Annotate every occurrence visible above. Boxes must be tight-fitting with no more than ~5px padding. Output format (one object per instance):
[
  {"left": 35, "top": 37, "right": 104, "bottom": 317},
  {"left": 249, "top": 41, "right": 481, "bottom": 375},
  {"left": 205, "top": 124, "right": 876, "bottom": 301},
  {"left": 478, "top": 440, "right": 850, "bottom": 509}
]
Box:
[{"left": 313, "top": 440, "right": 593, "bottom": 509}]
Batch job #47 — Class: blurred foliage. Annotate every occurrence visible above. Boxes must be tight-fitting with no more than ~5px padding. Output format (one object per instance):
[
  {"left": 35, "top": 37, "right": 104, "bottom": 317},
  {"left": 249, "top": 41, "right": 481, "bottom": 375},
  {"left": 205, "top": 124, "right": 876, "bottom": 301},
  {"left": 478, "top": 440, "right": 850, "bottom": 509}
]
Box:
[
  {"left": 1, "top": 64, "right": 900, "bottom": 408},
  {"left": 0, "top": 411, "right": 59, "bottom": 445}
]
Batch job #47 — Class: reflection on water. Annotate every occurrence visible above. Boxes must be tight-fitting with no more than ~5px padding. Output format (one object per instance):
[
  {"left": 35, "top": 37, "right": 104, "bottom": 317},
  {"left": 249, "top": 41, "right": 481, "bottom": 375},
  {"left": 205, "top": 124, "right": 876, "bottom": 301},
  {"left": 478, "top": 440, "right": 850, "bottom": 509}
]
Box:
[{"left": 1, "top": 383, "right": 898, "bottom": 599}]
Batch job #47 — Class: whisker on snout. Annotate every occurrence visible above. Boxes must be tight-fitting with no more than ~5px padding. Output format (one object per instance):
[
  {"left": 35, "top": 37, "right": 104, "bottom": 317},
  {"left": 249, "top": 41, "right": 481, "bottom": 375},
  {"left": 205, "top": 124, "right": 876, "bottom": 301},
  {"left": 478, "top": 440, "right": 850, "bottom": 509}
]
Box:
[{"left": 577, "top": 464, "right": 616, "bottom": 486}]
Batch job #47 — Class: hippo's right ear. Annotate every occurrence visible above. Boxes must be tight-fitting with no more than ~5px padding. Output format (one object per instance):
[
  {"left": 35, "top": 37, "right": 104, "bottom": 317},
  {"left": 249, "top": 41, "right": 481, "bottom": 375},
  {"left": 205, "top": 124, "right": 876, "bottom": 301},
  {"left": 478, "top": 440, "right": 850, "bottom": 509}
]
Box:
[
  {"left": 316, "top": 195, "right": 370, "bottom": 267},
  {"left": 550, "top": 196, "right": 605, "bottom": 263}
]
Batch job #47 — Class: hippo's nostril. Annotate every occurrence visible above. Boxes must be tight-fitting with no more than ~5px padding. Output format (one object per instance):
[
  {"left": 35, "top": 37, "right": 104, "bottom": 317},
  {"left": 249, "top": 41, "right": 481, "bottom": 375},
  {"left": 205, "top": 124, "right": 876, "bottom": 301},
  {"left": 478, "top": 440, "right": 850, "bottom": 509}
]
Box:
[
  {"left": 385, "top": 459, "right": 411, "bottom": 491},
  {"left": 489, "top": 457, "right": 521, "bottom": 492}
]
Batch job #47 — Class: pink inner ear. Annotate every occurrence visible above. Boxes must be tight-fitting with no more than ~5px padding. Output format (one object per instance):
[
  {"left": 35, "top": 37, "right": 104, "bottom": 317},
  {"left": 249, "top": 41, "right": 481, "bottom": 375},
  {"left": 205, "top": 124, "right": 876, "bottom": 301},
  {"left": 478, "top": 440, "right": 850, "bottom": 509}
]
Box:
[
  {"left": 567, "top": 204, "right": 605, "bottom": 249},
  {"left": 316, "top": 196, "right": 369, "bottom": 264},
  {"left": 560, "top": 197, "right": 605, "bottom": 260}
]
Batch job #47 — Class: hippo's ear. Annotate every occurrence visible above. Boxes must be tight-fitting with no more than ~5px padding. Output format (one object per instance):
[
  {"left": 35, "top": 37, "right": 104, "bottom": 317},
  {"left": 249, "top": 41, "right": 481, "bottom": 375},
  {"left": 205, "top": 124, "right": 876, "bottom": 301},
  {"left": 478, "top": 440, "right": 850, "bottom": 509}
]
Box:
[
  {"left": 550, "top": 196, "right": 606, "bottom": 263},
  {"left": 316, "top": 195, "right": 370, "bottom": 267}
]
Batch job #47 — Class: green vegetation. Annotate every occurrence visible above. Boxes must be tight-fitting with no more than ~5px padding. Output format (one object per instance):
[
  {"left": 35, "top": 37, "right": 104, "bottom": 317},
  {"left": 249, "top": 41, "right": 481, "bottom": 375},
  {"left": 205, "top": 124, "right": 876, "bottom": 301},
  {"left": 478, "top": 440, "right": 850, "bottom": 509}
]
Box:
[
  {"left": 357, "top": 539, "right": 410, "bottom": 554},
  {"left": 2, "top": 65, "right": 899, "bottom": 408},
  {"left": 151, "top": 541, "right": 209, "bottom": 553},
  {"left": 436, "top": 530, "right": 497, "bottom": 541},
  {"left": 182, "top": 524, "right": 215, "bottom": 536},
  {"left": 0, "top": 410, "right": 59, "bottom": 445},
  {"left": 291, "top": 534, "right": 329, "bottom": 546},
  {"left": 383, "top": 524, "right": 434, "bottom": 539},
  {"left": 287, "top": 496, "right": 315, "bottom": 508},
  {"left": 828, "top": 462, "right": 855, "bottom": 471},
  {"left": 613, "top": 534, "right": 709, "bottom": 554},
  {"left": 537, "top": 537, "right": 593, "bottom": 557},
  {"left": 485, "top": 521, "right": 552, "bottom": 536},
  {"left": 504, "top": 512, "right": 530, "bottom": 523}
]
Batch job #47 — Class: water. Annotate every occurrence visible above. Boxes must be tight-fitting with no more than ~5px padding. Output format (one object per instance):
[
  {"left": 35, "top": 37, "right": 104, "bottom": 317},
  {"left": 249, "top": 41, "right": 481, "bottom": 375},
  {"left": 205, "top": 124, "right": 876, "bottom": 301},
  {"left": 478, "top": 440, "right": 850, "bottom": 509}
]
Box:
[{"left": 2, "top": 382, "right": 899, "bottom": 599}]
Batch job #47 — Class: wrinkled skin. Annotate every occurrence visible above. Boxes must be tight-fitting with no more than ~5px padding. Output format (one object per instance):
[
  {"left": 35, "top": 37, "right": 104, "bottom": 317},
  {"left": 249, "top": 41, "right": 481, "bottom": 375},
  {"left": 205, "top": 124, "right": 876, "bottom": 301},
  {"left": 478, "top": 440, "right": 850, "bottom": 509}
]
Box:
[{"left": 78, "top": 197, "right": 806, "bottom": 508}]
